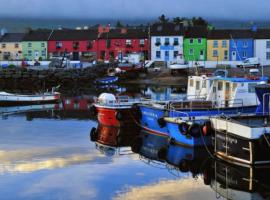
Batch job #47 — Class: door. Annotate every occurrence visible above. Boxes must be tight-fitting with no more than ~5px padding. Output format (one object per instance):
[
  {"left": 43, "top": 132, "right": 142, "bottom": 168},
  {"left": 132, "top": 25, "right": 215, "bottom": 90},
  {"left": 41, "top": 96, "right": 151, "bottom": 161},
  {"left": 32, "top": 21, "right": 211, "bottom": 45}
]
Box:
[
  {"left": 34, "top": 51, "right": 39, "bottom": 59},
  {"left": 232, "top": 51, "right": 237, "bottom": 61},
  {"left": 224, "top": 82, "right": 231, "bottom": 107},
  {"left": 164, "top": 51, "right": 169, "bottom": 62},
  {"left": 199, "top": 50, "right": 204, "bottom": 60}
]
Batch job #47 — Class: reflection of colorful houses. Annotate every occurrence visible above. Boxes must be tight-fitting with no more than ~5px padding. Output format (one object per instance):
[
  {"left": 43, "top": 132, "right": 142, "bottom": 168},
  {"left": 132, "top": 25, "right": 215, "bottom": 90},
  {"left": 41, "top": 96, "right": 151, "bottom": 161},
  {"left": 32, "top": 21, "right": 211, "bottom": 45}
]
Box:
[
  {"left": 22, "top": 30, "right": 51, "bottom": 60},
  {"left": 207, "top": 30, "right": 230, "bottom": 61},
  {"left": 184, "top": 27, "right": 208, "bottom": 61},
  {"left": 0, "top": 33, "right": 25, "bottom": 60},
  {"left": 48, "top": 29, "right": 99, "bottom": 61},
  {"left": 229, "top": 30, "right": 254, "bottom": 61},
  {"left": 62, "top": 97, "right": 92, "bottom": 110},
  {"left": 150, "top": 23, "right": 184, "bottom": 64},
  {"left": 97, "top": 27, "right": 149, "bottom": 61}
]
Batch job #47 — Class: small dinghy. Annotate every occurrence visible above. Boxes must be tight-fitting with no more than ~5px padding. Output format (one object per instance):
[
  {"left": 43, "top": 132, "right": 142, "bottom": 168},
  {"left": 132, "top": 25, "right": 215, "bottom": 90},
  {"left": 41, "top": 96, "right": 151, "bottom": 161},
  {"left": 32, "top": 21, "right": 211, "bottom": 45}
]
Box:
[
  {"left": 95, "top": 76, "right": 118, "bottom": 85},
  {"left": 0, "top": 88, "right": 61, "bottom": 106}
]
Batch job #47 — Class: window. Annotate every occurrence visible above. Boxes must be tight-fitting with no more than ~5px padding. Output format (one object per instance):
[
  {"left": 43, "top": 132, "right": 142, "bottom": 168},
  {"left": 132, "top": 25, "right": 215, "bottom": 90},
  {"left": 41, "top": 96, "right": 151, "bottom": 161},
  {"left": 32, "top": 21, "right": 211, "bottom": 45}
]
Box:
[
  {"left": 225, "top": 82, "right": 230, "bottom": 91},
  {"left": 202, "top": 80, "right": 206, "bottom": 88},
  {"left": 164, "top": 38, "right": 170, "bottom": 45},
  {"left": 266, "top": 52, "right": 270, "bottom": 60},
  {"left": 213, "top": 50, "right": 218, "bottom": 57},
  {"left": 233, "top": 41, "right": 237, "bottom": 48},
  {"left": 14, "top": 43, "right": 19, "bottom": 48},
  {"left": 222, "top": 40, "right": 227, "bottom": 48},
  {"left": 73, "top": 41, "right": 79, "bottom": 49},
  {"left": 189, "top": 39, "right": 194, "bottom": 44},
  {"left": 224, "top": 50, "right": 228, "bottom": 60},
  {"left": 267, "top": 41, "right": 270, "bottom": 49},
  {"left": 56, "top": 41, "right": 62, "bottom": 48},
  {"left": 196, "top": 81, "right": 200, "bottom": 90},
  {"left": 41, "top": 50, "right": 46, "bottom": 56},
  {"left": 28, "top": 43, "right": 32, "bottom": 48},
  {"left": 218, "top": 82, "right": 223, "bottom": 91},
  {"left": 242, "top": 51, "right": 247, "bottom": 58},
  {"left": 173, "top": 38, "right": 179, "bottom": 46},
  {"left": 1, "top": 43, "right": 6, "bottom": 48},
  {"left": 213, "top": 40, "right": 218, "bottom": 48},
  {"left": 139, "top": 39, "right": 145, "bottom": 46},
  {"left": 156, "top": 51, "right": 161, "bottom": 58},
  {"left": 173, "top": 51, "right": 178, "bottom": 58},
  {"left": 198, "top": 38, "right": 202, "bottom": 44},
  {"left": 126, "top": 39, "right": 132, "bottom": 45},
  {"left": 41, "top": 43, "right": 45, "bottom": 48},
  {"left": 189, "top": 48, "right": 194, "bottom": 55},
  {"left": 189, "top": 79, "right": 194, "bottom": 87},
  {"left": 243, "top": 41, "right": 248, "bottom": 48},
  {"left": 248, "top": 83, "right": 257, "bottom": 93},
  {"left": 28, "top": 50, "right": 32, "bottom": 57},
  {"left": 155, "top": 38, "right": 161, "bottom": 46},
  {"left": 165, "top": 51, "right": 169, "bottom": 57}
]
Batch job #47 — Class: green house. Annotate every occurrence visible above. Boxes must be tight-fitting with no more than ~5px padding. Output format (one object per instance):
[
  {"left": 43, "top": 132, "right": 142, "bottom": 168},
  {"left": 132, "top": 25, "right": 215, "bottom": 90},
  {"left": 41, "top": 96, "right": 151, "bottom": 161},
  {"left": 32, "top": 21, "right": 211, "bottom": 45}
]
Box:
[
  {"left": 183, "top": 27, "right": 208, "bottom": 61},
  {"left": 22, "top": 30, "right": 51, "bottom": 60}
]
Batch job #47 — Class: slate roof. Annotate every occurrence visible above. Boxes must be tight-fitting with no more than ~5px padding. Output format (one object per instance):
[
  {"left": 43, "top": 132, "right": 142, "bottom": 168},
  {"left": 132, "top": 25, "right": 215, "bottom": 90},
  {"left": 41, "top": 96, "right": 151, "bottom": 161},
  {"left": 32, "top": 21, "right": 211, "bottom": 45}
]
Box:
[
  {"left": 184, "top": 26, "right": 208, "bottom": 38},
  {"left": 99, "top": 28, "right": 148, "bottom": 39},
  {"left": 150, "top": 23, "right": 185, "bottom": 36},
  {"left": 49, "top": 29, "right": 98, "bottom": 41},
  {"left": 253, "top": 29, "right": 270, "bottom": 39},
  {"left": 23, "top": 30, "right": 52, "bottom": 41},
  {"left": 0, "top": 33, "right": 26, "bottom": 42}
]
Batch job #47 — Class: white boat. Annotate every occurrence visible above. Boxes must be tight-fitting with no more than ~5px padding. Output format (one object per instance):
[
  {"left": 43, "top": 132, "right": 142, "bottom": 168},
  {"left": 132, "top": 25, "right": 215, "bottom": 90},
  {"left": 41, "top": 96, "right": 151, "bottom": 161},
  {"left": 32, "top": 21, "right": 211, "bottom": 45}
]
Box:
[{"left": 0, "top": 89, "right": 61, "bottom": 106}]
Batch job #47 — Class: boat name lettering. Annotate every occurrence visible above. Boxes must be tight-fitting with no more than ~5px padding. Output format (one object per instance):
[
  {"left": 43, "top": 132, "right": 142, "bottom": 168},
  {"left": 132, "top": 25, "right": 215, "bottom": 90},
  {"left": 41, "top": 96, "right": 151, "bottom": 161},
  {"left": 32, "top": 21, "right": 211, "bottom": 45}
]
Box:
[{"left": 142, "top": 111, "right": 158, "bottom": 118}]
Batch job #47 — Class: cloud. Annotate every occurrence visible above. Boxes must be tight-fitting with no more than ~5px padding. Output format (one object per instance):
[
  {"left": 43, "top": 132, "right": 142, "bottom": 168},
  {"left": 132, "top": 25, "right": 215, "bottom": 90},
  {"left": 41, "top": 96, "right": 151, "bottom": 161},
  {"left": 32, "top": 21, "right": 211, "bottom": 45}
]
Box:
[{"left": 1, "top": 0, "right": 270, "bottom": 20}]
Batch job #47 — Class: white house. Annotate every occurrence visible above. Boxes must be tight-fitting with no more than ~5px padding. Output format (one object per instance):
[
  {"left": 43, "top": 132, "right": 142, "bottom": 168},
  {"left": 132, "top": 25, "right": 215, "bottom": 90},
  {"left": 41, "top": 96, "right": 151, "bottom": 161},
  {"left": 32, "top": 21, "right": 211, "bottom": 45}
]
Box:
[
  {"left": 150, "top": 23, "right": 184, "bottom": 65},
  {"left": 254, "top": 29, "right": 270, "bottom": 66}
]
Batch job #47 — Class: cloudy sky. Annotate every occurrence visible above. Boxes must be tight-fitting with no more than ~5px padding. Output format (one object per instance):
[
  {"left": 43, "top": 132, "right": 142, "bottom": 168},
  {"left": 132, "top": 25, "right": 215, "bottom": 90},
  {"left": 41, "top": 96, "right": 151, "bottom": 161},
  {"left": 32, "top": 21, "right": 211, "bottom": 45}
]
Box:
[{"left": 1, "top": 0, "right": 270, "bottom": 20}]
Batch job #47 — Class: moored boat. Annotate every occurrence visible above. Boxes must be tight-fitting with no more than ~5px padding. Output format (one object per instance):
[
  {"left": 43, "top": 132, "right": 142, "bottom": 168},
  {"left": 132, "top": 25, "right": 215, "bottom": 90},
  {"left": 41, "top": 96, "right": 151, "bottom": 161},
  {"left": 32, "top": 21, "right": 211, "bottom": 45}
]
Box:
[{"left": 95, "top": 76, "right": 118, "bottom": 85}]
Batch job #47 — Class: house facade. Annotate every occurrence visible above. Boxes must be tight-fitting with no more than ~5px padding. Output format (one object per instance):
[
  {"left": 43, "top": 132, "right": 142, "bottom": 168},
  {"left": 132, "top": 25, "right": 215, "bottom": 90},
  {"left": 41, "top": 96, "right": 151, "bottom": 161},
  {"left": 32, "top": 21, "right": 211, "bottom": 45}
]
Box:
[
  {"left": 22, "top": 30, "right": 51, "bottom": 60},
  {"left": 207, "top": 30, "right": 230, "bottom": 61},
  {"left": 97, "top": 28, "right": 149, "bottom": 61},
  {"left": 183, "top": 27, "right": 207, "bottom": 61},
  {"left": 0, "top": 33, "right": 25, "bottom": 60},
  {"left": 150, "top": 23, "right": 184, "bottom": 64},
  {"left": 254, "top": 29, "right": 270, "bottom": 66},
  {"left": 229, "top": 30, "right": 254, "bottom": 61},
  {"left": 48, "top": 29, "right": 99, "bottom": 61}
]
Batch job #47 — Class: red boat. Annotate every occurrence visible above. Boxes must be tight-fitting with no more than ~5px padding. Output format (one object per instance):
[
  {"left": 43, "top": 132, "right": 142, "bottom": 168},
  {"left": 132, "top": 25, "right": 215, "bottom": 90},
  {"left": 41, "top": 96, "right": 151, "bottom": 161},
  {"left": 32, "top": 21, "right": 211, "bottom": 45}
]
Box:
[{"left": 92, "top": 93, "right": 144, "bottom": 128}]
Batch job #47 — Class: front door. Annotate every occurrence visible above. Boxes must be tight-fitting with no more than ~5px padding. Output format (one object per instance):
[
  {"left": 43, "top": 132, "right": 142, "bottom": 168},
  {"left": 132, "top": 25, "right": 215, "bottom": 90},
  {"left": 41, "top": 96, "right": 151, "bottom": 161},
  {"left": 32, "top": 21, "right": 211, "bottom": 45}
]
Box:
[
  {"left": 232, "top": 51, "right": 237, "bottom": 61},
  {"left": 199, "top": 50, "right": 204, "bottom": 60},
  {"left": 34, "top": 51, "right": 39, "bottom": 60},
  {"left": 164, "top": 51, "right": 169, "bottom": 62}
]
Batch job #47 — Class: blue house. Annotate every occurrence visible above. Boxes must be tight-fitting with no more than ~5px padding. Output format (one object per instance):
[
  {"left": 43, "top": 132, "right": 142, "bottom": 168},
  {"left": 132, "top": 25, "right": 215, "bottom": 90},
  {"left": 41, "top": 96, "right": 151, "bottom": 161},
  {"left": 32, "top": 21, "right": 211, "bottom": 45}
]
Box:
[{"left": 229, "top": 30, "right": 254, "bottom": 61}]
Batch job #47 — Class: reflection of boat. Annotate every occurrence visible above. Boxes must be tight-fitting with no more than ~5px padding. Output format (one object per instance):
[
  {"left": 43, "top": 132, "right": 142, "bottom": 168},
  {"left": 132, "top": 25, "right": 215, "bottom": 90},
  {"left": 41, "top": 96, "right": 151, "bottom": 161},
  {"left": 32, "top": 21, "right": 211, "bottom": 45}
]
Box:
[
  {"left": 210, "top": 84, "right": 270, "bottom": 166},
  {"left": 93, "top": 93, "right": 145, "bottom": 128},
  {"left": 90, "top": 123, "right": 139, "bottom": 147},
  {"left": 207, "top": 160, "right": 270, "bottom": 200},
  {"left": 0, "top": 90, "right": 61, "bottom": 106},
  {"left": 95, "top": 76, "right": 118, "bottom": 85}
]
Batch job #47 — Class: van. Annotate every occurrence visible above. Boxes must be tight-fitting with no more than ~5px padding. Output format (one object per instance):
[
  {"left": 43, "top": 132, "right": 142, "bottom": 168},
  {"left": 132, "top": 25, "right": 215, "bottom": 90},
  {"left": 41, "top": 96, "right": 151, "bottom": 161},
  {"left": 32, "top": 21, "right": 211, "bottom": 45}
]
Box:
[{"left": 237, "top": 57, "right": 260, "bottom": 68}]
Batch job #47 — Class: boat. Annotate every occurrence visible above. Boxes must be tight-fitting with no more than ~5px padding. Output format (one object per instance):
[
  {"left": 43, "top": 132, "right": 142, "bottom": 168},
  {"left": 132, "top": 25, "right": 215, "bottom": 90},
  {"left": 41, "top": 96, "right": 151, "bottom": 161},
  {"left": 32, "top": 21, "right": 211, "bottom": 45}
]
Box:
[
  {"left": 207, "top": 160, "right": 270, "bottom": 200},
  {"left": 95, "top": 76, "right": 118, "bottom": 85},
  {"left": 91, "top": 93, "right": 148, "bottom": 128},
  {"left": 90, "top": 123, "right": 139, "bottom": 147},
  {"left": 137, "top": 73, "right": 268, "bottom": 146},
  {"left": 210, "top": 84, "right": 270, "bottom": 166},
  {"left": 0, "top": 88, "right": 61, "bottom": 106}
]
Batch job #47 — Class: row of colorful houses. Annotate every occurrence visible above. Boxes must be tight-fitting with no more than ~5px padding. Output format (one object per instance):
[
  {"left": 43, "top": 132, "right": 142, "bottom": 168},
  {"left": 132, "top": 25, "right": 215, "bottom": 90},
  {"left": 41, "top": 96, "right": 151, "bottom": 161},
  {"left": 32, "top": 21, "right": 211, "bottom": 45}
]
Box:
[{"left": 1, "top": 23, "right": 270, "bottom": 65}]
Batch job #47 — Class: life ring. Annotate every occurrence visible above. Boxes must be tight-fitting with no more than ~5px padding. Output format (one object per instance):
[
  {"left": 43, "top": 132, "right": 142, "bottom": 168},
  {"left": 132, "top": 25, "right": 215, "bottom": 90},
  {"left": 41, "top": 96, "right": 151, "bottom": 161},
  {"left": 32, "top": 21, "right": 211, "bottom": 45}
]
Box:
[
  {"left": 157, "top": 117, "right": 166, "bottom": 128},
  {"left": 90, "top": 127, "right": 98, "bottom": 141},
  {"left": 178, "top": 122, "right": 190, "bottom": 135},
  {"left": 188, "top": 123, "right": 201, "bottom": 138},
  {"left": 90, "top": 105, "right": 97, "bottom": 116},
  {"left": 115, "top": 111, "right": 123, "bottom": 121},
  {"left": 157, "top": 147, "right": 168, "bottom": 160}
]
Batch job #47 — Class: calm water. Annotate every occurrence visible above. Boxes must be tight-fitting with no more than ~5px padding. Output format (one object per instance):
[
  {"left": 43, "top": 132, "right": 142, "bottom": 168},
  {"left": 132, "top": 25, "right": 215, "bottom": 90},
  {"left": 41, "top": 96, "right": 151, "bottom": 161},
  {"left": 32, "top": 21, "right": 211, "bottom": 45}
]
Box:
[{"left": 0, "top": 86, "right": 269, "bottom": 200}]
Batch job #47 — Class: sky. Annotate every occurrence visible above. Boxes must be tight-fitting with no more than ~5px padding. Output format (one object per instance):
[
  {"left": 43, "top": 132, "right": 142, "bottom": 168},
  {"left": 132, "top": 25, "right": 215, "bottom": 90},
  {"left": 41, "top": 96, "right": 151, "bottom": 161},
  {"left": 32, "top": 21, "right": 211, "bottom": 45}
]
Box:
[{"left": 1, "top": 0, "right": 270, "bottom": 21}]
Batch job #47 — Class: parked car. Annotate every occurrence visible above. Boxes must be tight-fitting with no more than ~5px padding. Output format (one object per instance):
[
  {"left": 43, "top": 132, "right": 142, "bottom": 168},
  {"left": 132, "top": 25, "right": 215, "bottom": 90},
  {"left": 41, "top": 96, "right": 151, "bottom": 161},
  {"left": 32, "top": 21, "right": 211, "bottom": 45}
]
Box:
[{"left": 237, "top": 57, "right": 260, "bottom": 68}]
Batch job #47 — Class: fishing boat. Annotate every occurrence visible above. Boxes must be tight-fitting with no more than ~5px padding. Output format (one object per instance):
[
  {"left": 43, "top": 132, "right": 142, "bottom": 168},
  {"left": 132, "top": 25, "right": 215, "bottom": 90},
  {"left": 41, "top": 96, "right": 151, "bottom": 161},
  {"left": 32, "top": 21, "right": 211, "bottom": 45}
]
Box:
[
  {"left": 95, "top": 76, "right": 118, "bottom": 85},
  {"left": 210, "top": 84, "right": 270, "bottom": 166},
  {"left": 0, "top": 89, "right": 61, "bottom": 106},
  {"left": 137, "top": 73, "right": 268, "bottom": 145},
  {"left": 91, "top": 93, "right": 147, "bottom": 128}
]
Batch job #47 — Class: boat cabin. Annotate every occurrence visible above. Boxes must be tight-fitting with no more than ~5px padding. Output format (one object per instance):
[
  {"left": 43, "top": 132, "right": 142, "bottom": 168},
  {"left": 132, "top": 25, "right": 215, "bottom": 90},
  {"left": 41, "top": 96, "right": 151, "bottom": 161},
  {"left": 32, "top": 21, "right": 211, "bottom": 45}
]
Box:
[{"left": 187, "top": 75, "right": 268, "bottom": 108}]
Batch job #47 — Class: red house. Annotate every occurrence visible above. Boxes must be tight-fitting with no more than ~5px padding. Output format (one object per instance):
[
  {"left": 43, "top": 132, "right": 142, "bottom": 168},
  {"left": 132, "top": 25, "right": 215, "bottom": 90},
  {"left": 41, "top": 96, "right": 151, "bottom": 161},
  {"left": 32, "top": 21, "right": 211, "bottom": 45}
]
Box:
[
  {"left": 97, "top": 28, "right": 150, "bottom": 61},
  {"left": 48, "top": 29, "right": 99, "bottom": 61}
]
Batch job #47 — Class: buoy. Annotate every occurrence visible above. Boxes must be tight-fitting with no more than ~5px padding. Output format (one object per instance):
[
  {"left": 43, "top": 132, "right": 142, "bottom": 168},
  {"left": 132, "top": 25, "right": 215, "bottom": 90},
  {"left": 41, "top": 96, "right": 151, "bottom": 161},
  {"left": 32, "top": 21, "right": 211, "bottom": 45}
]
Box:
[
  {"left": 188, "top": 123, "right": 201, "bottom": 138},
  {"left": 202, "top": 121, "right": 213, "bottom": 136},
  {"left": 115, "top": 111, "right": 123, "bottom": 121},
  {"left": 90, "top": 105, "right": 97, "bottom": 116},
  {"left": 90, "top": 127, "right": 98, "bottom": 141}
]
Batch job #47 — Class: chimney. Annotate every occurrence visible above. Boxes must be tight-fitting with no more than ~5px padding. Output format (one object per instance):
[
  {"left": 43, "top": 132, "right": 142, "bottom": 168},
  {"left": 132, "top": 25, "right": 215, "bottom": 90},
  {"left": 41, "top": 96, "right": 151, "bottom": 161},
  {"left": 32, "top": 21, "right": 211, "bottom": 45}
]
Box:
[
  {"left": 121, "top": 28, "right": 127, "bottom": 34},
  {"left": 98, "top": 25, "right": 110, "bottom": 33}
]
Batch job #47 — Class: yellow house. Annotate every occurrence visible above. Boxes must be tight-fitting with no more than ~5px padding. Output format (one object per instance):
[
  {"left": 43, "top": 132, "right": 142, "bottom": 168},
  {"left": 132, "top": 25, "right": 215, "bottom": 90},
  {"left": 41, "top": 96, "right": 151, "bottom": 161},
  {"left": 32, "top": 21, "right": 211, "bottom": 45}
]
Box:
[
  {"left": 0, "top": 33, "right": 25, "bottom": 60},
  {"left": 207, "top": 30, "right": 230, "bottom": 61}
]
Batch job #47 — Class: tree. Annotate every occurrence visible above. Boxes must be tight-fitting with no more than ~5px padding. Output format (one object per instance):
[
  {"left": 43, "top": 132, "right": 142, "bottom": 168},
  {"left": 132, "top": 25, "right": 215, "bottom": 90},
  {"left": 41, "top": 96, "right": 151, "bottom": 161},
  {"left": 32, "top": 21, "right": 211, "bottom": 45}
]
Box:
[
  {"left": 158, "top": 14, "right": 169, "bottom": 24},
  {"left": 116, "top": 20, "right": 124, "bottom": 28}
]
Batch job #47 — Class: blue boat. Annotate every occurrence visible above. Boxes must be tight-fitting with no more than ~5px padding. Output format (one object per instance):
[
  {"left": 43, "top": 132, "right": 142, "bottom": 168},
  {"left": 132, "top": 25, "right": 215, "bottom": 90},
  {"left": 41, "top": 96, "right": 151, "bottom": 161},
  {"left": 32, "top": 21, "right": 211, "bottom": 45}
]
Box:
[
  {"left": 138, "top": 74, "right": 269, "bottom": 147},
  {"left": 95, "top": 76, "right": 118, "bottom": 85}
]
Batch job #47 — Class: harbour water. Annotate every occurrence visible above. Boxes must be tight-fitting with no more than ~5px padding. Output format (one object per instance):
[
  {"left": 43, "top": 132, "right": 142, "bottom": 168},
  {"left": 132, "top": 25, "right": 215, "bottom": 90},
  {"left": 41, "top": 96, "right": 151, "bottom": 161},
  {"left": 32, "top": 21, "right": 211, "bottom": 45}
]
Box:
[{"left": 0, "top": 86, "right": 269, "bottom": 200}]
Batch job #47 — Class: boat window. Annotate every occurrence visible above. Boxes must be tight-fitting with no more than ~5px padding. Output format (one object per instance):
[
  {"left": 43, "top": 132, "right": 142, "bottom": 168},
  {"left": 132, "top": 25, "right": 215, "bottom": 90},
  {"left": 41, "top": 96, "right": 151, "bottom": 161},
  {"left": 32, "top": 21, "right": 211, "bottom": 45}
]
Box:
[
  {"left": 202, "top": 80, "right": 206, "bottom": 88},
  {"left": 225, "top": 82, "right": 230, "bottom": 91},
  {"left": 189, "top": 79, "right": 194, "bottom": 87},
  {"left": 218, "top": 82, "right": 223, "bottom": 91},
  {"left": 248, "top": 83, "right": 257, "bottom": 93},
  {"left": 196, "top": 81, "right": 200, "bottom": 90},
  {"left": 213, "top": 87, "right": 216, "bottom": 93},
  {"left": 232, "top": 83, "right": 237, "bottom": 91}
]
